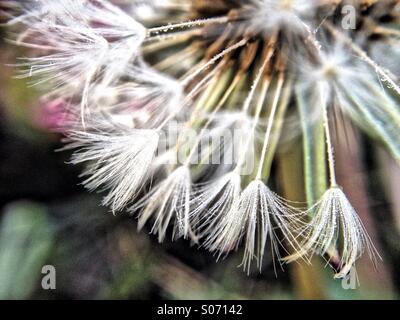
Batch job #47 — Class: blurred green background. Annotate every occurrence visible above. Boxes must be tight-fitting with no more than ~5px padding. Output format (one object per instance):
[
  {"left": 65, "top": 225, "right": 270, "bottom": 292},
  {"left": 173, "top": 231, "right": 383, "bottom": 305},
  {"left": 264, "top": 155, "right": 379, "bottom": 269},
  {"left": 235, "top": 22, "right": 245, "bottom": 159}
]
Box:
[{"left": 0, "top": 26, "right": 399, "bottom": 300}]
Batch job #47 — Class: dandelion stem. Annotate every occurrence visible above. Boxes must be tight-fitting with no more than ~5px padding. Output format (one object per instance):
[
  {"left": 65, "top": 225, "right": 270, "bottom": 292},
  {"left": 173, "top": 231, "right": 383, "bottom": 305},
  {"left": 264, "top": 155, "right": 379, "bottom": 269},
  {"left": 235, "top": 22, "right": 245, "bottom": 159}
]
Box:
[
  {"left": 235, "top": 78, "right": 270, "bottom": 173},
  {"left": 80, "top": 61, "right": 105, "bottom": 128},
  {"left": 373, "top": 26, "right": 400, "bottom": 37},
  {"left": 183, "top": 64, "right": 222, "bottom": 103},
  {"left": 256, "top": 71, "right": 285, "bottom": 180},
  {"left": 241, "top": 40, "right": 275, "bottom": 113},
  {"left": 321, "top": 87, "right": 337, "bottom": 187},
  {"left": 7, "top": 39, "right": 55, "bottom": 51},
  {"left": 146, "top": 16, "right": 229, "bottom": 36},
  {"left": 181, "top": 39, "right": 247, "bottom": 86},
  {"left": 184, "top": 71, "right": 243, "bottom": 166},
  {"left": 156, "top": 66, "right": 220, "bottom": 131},
  {"left": 234, "top": 38, "right": 277, "bottom": 172},
  {"left": 154, "top": 44, "right": 200, "bottom": 71},
  {"left": 173, "top": 62, "right": 227, "bottom": 152},
  {"left": 144, "top": 28, "right": 202, "bottom": 46}
]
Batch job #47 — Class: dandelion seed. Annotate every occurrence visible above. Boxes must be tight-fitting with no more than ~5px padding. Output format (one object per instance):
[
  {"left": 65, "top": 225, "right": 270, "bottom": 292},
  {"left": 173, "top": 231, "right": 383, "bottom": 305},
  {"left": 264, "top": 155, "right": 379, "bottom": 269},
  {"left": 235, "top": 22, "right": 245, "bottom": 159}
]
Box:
[
  {"left": 204, "top": 66, "right": 304, "bottom": 272},
  {"left": 66, "top": 126, "right": 159, "bottom": 212},
  {"left": 237, "top": 180, "right": 303, "bottom": 274},
  {"left": 286, "top": 82, "right": 380, "bottom": 277},
  {"left": 12, "top": 0, "right": 147, "bottom": 119},
  {"left": 191, "top": 172, "right": 242, "bottom": 239},
  {"left": 297, "top": 42, "right": 400, "bottom": 162},
  {"left": 131, "top": 165, "right": 193, "bottom": 242},
  {"left": 90, "top": 64, "right": 184, "bottom": 129},
  {"left": 214, "top": 178, "right": 302, "bottom": 274},
  {"left": 290, "top": 186, "right": 379, "bottom": 278}
]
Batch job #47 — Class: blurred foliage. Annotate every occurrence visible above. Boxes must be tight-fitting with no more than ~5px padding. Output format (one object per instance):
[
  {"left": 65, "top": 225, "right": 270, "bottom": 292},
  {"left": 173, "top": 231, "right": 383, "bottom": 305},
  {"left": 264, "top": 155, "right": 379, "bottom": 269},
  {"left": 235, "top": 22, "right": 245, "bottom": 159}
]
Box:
[{"left": 0, "top": 202, "right": 53, "bottom": 299}]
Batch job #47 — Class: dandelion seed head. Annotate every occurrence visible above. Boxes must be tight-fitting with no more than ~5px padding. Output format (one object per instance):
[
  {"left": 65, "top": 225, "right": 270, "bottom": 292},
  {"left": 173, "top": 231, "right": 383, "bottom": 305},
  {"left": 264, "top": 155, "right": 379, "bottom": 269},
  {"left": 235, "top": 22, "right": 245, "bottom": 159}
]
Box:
[{"left": 8, "top": 0, "right": 400, "bottom": 276}]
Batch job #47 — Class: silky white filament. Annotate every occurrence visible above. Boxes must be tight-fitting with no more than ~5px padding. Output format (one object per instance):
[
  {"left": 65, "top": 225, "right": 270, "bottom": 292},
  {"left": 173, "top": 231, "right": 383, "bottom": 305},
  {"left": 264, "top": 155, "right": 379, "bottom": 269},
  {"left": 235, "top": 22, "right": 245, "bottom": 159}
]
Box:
[{"left": 291, "top": 187, "right": 379, "bottom": 278}]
